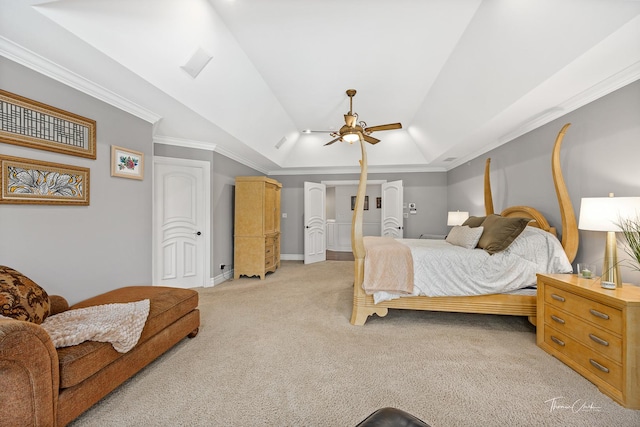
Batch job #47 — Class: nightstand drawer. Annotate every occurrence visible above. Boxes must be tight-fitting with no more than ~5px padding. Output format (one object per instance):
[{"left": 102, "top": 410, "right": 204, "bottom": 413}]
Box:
[
  {"left": 544, "top": 305, "right": 622, "bottom": 363},
  {"left": 544, "top": 326, "right": 622, "bottom": 391},
  {"left": 544, "top": 285, "right": 622, "bottom": 334}
]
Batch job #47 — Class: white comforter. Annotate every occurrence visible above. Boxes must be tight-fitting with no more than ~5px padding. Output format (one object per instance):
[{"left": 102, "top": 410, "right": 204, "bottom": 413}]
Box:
[{"left": 373, "top": 226, "right": 572, "bottom": 303}]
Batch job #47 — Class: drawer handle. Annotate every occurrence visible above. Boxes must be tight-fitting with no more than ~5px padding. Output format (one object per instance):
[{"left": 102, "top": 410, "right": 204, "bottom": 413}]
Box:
[
  {"left": 550, "top": 336, "right": 565, "bottom": 346},
  {"left": 589, "top": 359, "right": 609, "bottom": 373},
  {"left": 551, "top": 294, "right": 565, "bottom": 302},
  {"left": 589, "top": 334, "right": 609, "bottom": 347},
  {"left": 550, "top": 315, "right": 565, "bottom": 324},
  {"left": 589, "top": 309, "right": 609, "bottom": 320}
]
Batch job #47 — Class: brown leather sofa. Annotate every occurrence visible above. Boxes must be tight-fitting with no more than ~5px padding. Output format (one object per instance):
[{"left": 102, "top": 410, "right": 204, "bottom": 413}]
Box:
[{"left": 0, "top": 269, "right": 200, "bottom": 427}]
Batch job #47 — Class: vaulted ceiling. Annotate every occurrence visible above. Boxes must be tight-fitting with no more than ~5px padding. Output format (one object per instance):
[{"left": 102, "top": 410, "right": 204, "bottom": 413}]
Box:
[{"left": 1, "top": 0, "right": 639, "bottom": 174}]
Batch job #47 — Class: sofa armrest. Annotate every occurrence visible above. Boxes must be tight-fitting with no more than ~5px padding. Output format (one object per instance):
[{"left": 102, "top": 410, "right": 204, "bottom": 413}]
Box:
[
  {"left": 49, "top": 295, "right": 70, "bottom": 315},
  {"left": 0, "top": 318, "right": 59, "bottom": 427}
]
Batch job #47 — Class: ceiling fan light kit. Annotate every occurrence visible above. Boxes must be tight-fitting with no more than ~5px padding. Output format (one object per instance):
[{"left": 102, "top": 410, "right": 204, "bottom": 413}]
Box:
[
  {"left": 342, "top": 132, "right": 360, "bottom": 143},
  {"left": 323, "top": 89, "right": 402, "bottom": 146}
]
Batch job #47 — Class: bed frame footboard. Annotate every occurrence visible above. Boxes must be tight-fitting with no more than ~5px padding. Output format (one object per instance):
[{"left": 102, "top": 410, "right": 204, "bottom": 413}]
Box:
[{"left": 350, "top": 282, "right": 388, "bottom": 325}]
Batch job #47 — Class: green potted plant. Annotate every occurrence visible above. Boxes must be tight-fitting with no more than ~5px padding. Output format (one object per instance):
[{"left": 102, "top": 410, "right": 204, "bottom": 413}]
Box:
[{"left": 618, "top": 215, "right": 640, "bottom": 272}]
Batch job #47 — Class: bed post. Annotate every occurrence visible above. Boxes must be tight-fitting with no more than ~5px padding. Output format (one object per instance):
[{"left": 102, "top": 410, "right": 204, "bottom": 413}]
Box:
[
  {"left": 350, "top": 136, "right": 388, "bottom": 325},
  {"left": 484, "top": 158, "right": 495, "bottom": 216},
  {"left": 551, "top": 123, "right": 579, "bottom": 263}
]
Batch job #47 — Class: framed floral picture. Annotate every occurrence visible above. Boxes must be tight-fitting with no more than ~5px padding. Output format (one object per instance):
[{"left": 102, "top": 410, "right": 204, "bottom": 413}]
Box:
[
  {"left": 111, "top": 145, "right": 144, "bottom": 180},
  {"left": 0, "top": 155, "right": 90, "bottom": 205}
]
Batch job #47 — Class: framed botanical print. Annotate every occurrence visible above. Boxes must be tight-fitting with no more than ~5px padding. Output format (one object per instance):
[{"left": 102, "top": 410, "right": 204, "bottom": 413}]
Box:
[
  {"left": 111, "top": 145, "right": 144, "bottom": 180},
  {"left": 0, "top": 155, "right": 90, "bottom": 205}
]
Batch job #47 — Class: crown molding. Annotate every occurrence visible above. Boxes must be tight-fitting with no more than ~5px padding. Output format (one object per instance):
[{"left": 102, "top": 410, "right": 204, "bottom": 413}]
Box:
[
  {"left": 498, "top": 61, "right": 640, "bottom": 146},
  {"left": 153, "top": 135, "right": 217, "bottom": 151},
  {"left": 153, "top": 135, "right": 271, "bottom": 175},
  {"left": 446, "top": 61, "right": 640, "bottom": 173},
  {"left": 0, "top": 36, "right": 162, "bottom": 124},
  {"left": 269, "top": 164, "right": 445, "bottom": 176},
  {"left": 214, "top": 145, "right": 270, "bottom": 175}
]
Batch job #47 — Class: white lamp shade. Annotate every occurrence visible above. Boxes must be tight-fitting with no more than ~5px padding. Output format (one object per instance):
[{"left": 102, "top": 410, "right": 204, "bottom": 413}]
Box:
[
  {"left": 447, "top": 211, "right": 469, "bottom": 226},
  {"left": 578, "top": 196, "right": 640, "bottom": 232}
]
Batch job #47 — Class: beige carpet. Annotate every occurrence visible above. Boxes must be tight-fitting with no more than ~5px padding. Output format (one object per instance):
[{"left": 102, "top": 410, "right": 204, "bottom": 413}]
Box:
[{"left": 71, "top": 261, "right": 640, "bottom": 426}]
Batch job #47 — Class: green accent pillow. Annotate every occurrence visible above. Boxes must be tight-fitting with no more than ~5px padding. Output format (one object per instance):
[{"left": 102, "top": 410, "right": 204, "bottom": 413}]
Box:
[
  {"left": 0, "top": 266, "right": 50, "bottom": 324},
  {"left": 462, "top": 216, "right": 486, "bottom": 228},
  {"left": 477, "top": 215, "right": 531, "bottom": 254}
]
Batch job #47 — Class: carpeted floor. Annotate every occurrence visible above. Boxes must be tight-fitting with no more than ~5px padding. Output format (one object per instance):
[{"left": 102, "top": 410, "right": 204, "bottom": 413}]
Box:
[{"left": 70, "top": 261, "right": 640, "bottom": 426}]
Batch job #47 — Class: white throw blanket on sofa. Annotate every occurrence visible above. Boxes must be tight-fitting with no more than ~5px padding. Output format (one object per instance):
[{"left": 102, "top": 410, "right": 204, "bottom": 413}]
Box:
[{"left": 41, "top": 299, "right": 150, "bottom": 353}]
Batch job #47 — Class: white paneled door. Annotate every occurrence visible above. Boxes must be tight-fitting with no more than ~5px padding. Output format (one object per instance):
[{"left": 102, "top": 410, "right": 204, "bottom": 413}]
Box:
[
  {"left": 304, "top": 181, "right": 326, "bottom": 264},
  {"left": 153, "top": 157, "right": 210, "bottom": 288},
  {"left": 381, "top": 180, "right": 404, "bottom": 238}
]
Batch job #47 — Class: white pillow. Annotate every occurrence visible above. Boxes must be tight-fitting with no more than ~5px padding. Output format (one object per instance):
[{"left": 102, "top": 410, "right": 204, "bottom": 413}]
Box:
[{"left": 446, "top": 225, "right": 484, "bottom": 249}]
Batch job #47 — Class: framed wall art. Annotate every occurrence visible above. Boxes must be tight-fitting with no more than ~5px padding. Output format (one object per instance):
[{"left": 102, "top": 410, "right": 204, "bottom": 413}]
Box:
[
  {"left": 0, "top": 89, "right": 97, "bottom": 159},
  {"left": 351, "top": 195, "right": 369, "bottom": 210},
  {"left": 0, "top": 155, "right": 90, "bottom": 205},
  {"left": 111, "top": 145, "right": 144, "bottom": 180}
]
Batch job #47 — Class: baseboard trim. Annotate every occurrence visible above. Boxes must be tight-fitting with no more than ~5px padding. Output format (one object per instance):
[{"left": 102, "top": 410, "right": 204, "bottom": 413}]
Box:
[
  {"left": 281, "top": 254, "right": 304, "bottom": 261},
  {"left": 211, "top": 270, "right": 234, "bottom": 286}
]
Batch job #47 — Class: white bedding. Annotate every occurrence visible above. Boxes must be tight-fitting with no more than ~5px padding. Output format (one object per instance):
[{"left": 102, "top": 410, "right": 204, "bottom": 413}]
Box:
[{"left": 372, "top": 226, "right": 572, "bottom": 303}]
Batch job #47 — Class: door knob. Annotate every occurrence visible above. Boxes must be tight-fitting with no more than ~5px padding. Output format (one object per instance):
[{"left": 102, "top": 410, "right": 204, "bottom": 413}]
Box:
[{"left": 195, "top": 231, "right": 202, "bottom": 236}]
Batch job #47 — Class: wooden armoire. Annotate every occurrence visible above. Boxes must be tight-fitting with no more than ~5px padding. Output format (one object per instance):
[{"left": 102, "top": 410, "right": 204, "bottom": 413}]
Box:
[{"left": 233, "top": 176, "right": 282, "bottom": 279}]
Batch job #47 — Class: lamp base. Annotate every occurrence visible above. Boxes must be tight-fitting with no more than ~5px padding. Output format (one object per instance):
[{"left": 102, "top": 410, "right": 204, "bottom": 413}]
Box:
[{"left": 602, "top": 231, "right": 622, "bottom": 288}]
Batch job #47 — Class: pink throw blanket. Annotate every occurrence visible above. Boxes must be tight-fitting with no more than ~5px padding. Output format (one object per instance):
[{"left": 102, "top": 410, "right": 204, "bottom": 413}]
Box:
[{"left": 362, "top": 236, "right": 414, "bottom": 295}]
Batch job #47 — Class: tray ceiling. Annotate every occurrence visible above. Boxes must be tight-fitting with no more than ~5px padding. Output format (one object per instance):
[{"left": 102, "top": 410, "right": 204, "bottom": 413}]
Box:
[{"left": 1, "top": 0, "right": 639, "bottom": 173}]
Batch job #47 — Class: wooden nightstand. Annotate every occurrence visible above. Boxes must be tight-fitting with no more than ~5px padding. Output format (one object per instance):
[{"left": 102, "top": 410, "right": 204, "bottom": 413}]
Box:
[{"left": 536, "top": 273, "right": 640, "bottom": 409}]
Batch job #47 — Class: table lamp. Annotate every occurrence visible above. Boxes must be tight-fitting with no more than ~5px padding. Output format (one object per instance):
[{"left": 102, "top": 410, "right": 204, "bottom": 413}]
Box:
[
  {"left": 578, "top": 193, "right": 640, "bottom": 288},
  {"left": 447, "top": 211, "right": 469, "bottom": 226}
]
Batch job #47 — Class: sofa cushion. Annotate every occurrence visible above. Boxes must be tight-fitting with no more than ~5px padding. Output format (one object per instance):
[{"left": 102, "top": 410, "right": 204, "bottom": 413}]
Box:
[
  {"left": 0, "top": 266, "right": 50, "bottom": 324},
  {"left": 57, "top": 286, "right": 198, "bottom": 389}
]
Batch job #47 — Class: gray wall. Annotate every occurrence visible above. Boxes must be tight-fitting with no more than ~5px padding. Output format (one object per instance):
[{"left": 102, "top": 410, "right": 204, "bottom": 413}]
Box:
[
  {"left": 271, "top": 171, "right": 448, "bottom": 255},
  {"left": 448, "top": 79, "right": 640, "bottom": 284},
  {"left": 0, "top": 58, "right": 153, "bottom": 304}
]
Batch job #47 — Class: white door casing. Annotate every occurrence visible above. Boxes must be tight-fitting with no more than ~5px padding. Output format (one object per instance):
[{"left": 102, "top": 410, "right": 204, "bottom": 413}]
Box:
[
  {"left": 153, "top": 157, "right": 210, "bottom": 288},
  {"left": 304, "top": 181, "right": 326, "bottom": 264},
  {"left": 381, "top": 180, "right": 404, "bottom": 238}
]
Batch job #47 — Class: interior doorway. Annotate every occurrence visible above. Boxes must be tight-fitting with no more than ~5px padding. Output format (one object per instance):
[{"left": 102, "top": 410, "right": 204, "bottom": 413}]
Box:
[{"left": 321, "top": 179, "right": 388, "bottom": 254}]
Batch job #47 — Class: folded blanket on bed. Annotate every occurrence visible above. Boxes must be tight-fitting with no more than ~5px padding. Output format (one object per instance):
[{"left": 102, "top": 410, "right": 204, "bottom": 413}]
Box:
[
  {"left": 363, "top": 236, "right": 414, "bottom": 295},
  {"left": 41, "top": 299, "right": 150, "bottom": 353}
]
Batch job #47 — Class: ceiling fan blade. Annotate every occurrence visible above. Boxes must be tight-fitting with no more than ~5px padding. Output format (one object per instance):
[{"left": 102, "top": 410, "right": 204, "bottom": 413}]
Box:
[
  {"left": 324, "top": 137, "right": 342, "bottom": 146},
  {"left": 363, "top": 134, "right": 380, "bottom": 145},
  {"left": 365, "top": 123, "right": 402, "bottom": 133}
]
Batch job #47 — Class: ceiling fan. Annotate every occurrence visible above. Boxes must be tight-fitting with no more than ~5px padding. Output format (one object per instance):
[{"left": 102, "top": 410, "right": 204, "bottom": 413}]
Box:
[{"left": 324, "top": 89, "right": 402, "bottom": 146}]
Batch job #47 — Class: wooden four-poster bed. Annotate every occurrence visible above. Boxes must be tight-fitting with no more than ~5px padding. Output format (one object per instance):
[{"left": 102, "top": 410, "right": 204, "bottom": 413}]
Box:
[{"left": 349, "top": 123, "right": 579, "bottom": 326}]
